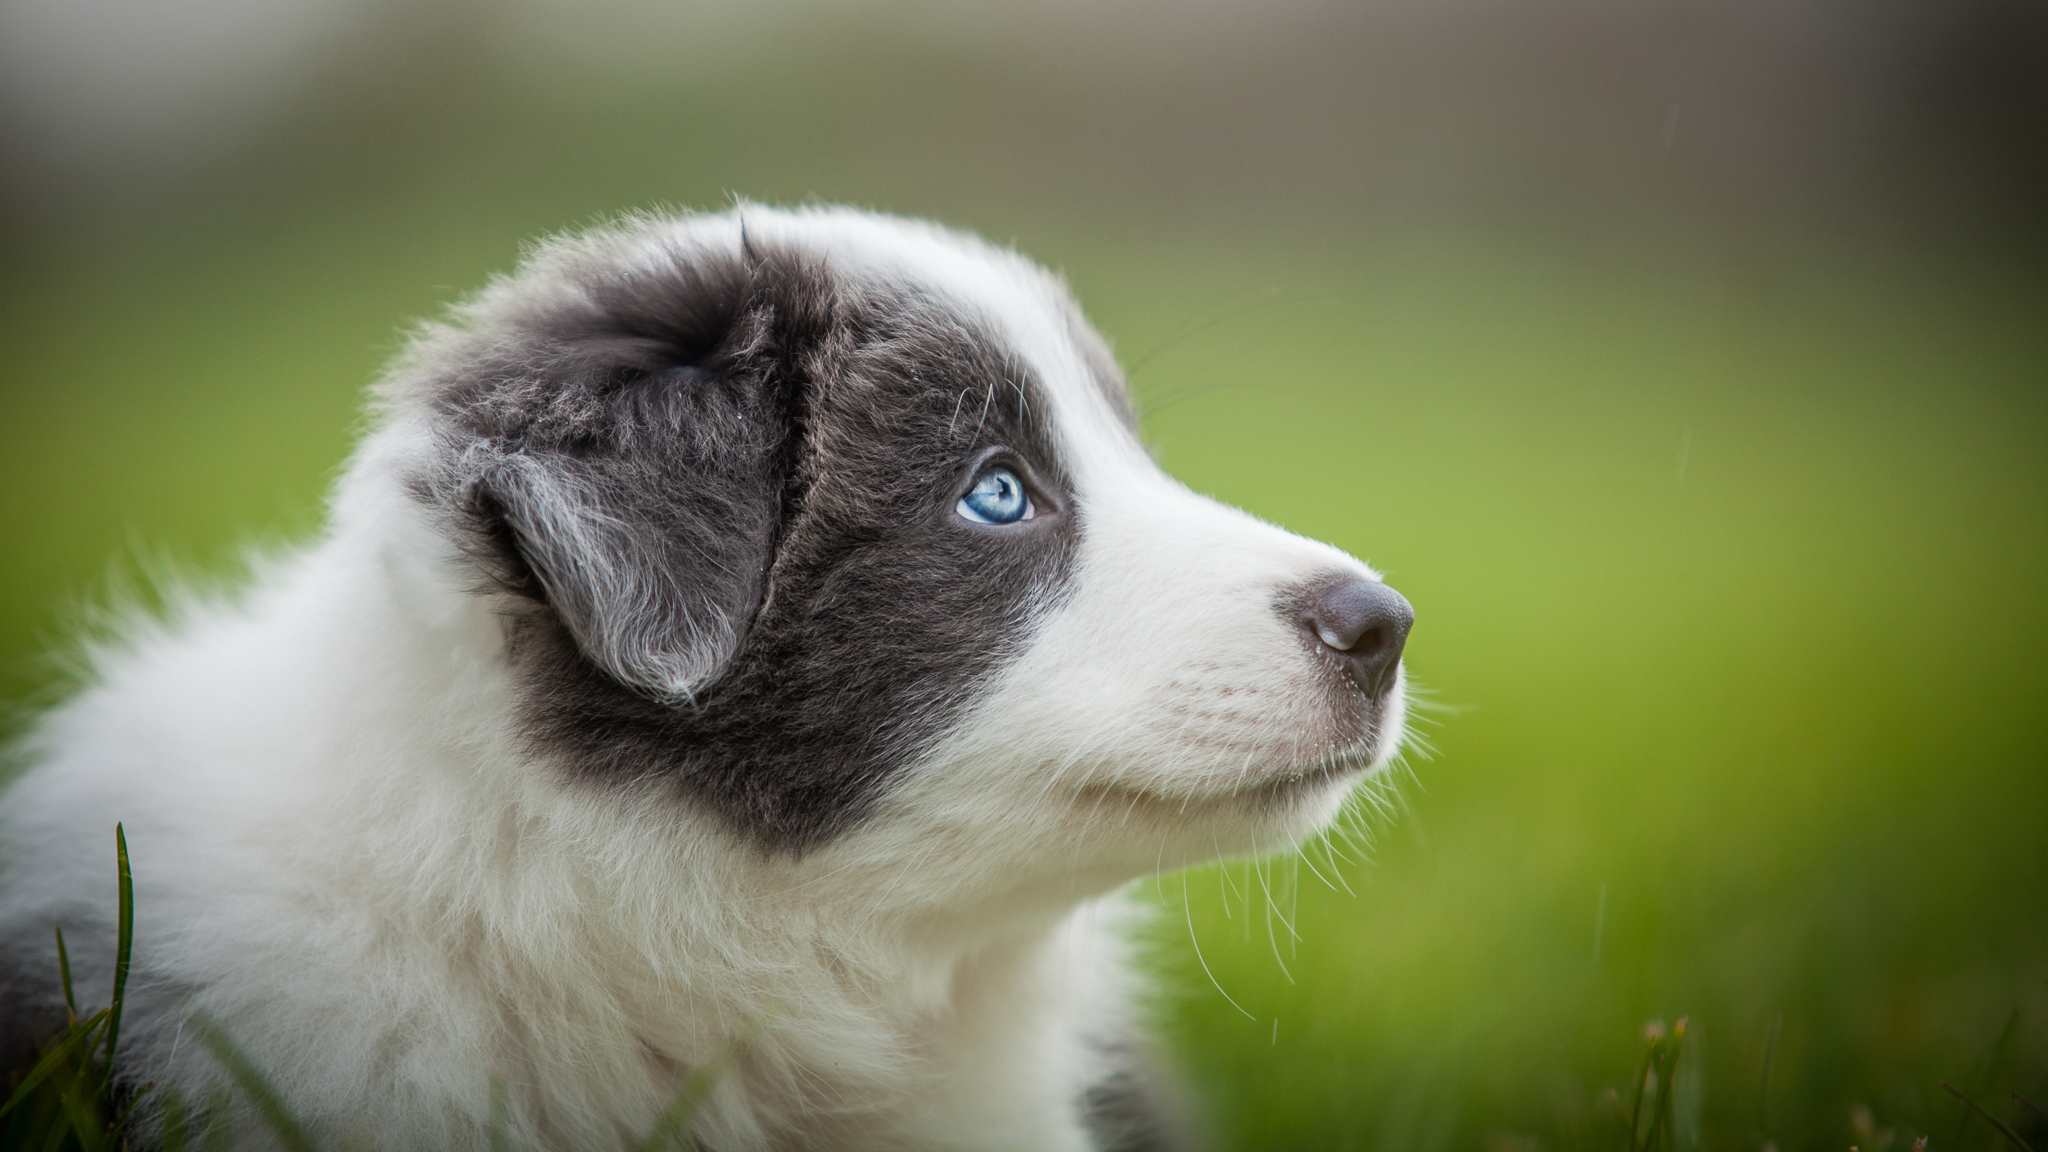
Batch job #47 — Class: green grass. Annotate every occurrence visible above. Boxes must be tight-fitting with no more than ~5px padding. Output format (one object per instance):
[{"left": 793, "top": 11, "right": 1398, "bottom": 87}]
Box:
[
  {"left": 0, "top": 827, "right": 136, "bottom": 1151},
  {"left": 2, "top": 219, "right": 2042, "bottom": 1150}
]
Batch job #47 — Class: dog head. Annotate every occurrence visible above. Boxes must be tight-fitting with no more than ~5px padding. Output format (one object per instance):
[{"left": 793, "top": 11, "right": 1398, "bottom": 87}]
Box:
[{"left": 384, "top": 206, "right": 1410, "bottom": 880}]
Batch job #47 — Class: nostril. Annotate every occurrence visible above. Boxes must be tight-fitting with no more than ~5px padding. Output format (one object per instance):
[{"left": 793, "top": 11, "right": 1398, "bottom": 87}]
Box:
[{"left": 1295, "top": 575, "right": 1414, "bottom": 698}]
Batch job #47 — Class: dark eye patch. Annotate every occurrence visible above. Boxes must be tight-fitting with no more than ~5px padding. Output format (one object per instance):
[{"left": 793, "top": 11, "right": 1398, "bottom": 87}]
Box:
[{"left": 419, "top": 245, "right": 1081, "bottom": 851}]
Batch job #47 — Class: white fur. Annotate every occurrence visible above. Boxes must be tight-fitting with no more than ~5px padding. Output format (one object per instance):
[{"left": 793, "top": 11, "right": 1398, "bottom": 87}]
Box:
[{"left": 0, "top": 206, "right": 1404, "bottom": 1150}]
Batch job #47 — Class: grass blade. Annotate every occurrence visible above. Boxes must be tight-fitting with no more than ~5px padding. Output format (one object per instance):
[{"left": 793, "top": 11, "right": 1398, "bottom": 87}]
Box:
[
  {"left": 1950, "top": 1011, "right": 2020, "bottom": 1147},
  {"left": 55, "top": 1061, "right": 109, "bottom": 1152},
  {"left": 635, "top": 1026, "right": 756, "bottom": 1152},
  {"left": 1626, "top": 1040, "right": 1655, "bottom": 1152},
  {"left": 201, "top": 1086, "right": 235, "bottom": 1152},
  {"left": 39, "top": 1101, "right": 81, "bottom": 1152},
  {"left": 0, "top": 1010, "right": 110, "bottom": 1120},
  {"left": 158, "top": 1087, "right": 192, "bottom": 1152},
  {"left": 54, "top": 925, "right": 78, "bottom": 1026},
  {"left": 1943, "top": 1082, "right": 2035, "bottom": 1152},
  {"left": 186, "top": 1012, "right": 318, "bottom": 1152},
  {"left": 489, "top": 1072, "right": 509, "bottom": 1152},
  {"left": 101, "top": 824, "right": 135, "bottom": 1072},
  {"left": 1646, "top": 1018, "right": 1687, "bottom": 1152},
  {"left": 636, "top": 1063, "right": 723, "bottom": 1152},
  {"left": 109, "top": 1079, "right": 156, "bottom": 1139}
]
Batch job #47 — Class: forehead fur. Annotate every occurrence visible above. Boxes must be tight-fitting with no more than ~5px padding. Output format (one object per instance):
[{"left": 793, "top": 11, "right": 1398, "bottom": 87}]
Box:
[
  {"left": 728, "top": 207, "right": 1141, "bottom": 436},
  {"left": 379, "top": 205, "right": 1136, "bottom": 434}
]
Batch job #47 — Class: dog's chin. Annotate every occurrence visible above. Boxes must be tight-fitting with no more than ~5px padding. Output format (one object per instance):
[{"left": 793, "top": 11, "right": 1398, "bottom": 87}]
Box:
[
  {"left": 1240, "top": 747, "right": 1374, "bottom": 805},
  {"left": 1068, "top": 735, "right": 1384, "bottom": 853},
  {"left": 1232, "top": 740, "right": 1381, "bottom": 823}
]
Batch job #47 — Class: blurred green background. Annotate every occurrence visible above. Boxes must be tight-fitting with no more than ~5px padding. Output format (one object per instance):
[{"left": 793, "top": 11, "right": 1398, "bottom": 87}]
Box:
[{"left": 2, "top": 1, "right": 2044, "bottom": 1148}]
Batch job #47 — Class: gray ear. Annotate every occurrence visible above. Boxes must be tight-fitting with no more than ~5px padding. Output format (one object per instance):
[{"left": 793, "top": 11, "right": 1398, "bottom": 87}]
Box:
[{"left": 471, "top": 370, "right": 788, "bottom": 703}]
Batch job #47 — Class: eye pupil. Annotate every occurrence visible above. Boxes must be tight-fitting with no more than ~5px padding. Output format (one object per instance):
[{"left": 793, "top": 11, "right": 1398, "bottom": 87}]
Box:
[{"left": 958, "top": 467, "right": 1032, "bottom": 525}]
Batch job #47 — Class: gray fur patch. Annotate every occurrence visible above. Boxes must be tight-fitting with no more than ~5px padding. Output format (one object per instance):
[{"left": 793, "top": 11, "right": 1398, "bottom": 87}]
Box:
[{"left": 402, "top": 228, "right": 1086, "bottom": 849}]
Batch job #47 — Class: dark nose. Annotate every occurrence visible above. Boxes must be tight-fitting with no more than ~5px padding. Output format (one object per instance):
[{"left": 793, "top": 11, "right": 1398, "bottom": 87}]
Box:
[{"left": 1300, "top": 577, "right": 1414, "bottom": 698}]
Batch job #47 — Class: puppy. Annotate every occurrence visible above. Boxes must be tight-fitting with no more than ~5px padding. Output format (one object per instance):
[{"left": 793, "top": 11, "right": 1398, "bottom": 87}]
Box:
[{"left": 0, "top": 206, "right": 1412, "bottom": 1151}]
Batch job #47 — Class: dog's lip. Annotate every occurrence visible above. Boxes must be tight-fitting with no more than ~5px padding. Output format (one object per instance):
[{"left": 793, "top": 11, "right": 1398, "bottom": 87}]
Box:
[
  {"left": 1241, "top": 741, "right": 1378, "bottom": 800},
  {"left": 1069, "top": 737, "right": 1380, "bottom": 815}
]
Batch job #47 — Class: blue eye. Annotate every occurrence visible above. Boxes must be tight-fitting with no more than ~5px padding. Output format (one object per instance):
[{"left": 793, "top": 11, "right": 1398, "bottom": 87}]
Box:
[{"left": 957, "top": 466, "right": 1033, "bottom": 525}]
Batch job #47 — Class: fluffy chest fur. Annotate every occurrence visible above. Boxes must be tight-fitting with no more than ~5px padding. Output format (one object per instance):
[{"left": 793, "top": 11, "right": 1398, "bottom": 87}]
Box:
[{"left": 0, "top": 206, "right": 1412, "bottom": 1151}]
